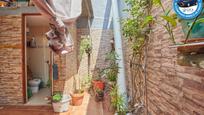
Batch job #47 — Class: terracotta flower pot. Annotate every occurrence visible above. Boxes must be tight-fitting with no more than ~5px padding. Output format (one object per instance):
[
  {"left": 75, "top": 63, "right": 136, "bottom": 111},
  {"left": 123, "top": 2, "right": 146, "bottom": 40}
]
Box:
[
  {"left": 70, "top": 92, "right": 84, "bottom": 106},
  {"left": 92, "top": 80, "right": 105, "bottom": 90}
]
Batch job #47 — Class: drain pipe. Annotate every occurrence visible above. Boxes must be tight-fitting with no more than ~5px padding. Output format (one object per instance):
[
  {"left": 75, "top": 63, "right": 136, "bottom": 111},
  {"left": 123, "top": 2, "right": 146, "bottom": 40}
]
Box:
[{"left": 112, "top": 0, "right": 128, "bottom": 112}]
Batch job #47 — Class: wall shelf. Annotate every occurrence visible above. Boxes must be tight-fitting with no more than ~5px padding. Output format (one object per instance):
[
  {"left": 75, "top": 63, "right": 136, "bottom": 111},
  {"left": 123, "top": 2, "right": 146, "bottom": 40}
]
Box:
[
  {"left": 170, "top": 38, "right": 204, "bottom": 53},
  {"left": 172, "top": 42, "right": 204, "bottom": 53},
  {"left": 169, "top": 39, "right": 204, "bottom": 69}
]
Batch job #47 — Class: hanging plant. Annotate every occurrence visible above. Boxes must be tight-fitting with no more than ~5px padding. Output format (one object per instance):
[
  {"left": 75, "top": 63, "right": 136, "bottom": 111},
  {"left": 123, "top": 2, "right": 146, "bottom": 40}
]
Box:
[{"left": 79, "top": 36, "right": 92, "bottom": 59}]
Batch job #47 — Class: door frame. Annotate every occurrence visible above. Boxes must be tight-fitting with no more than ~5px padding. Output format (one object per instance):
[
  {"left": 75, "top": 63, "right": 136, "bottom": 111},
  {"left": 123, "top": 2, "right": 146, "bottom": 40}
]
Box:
[{"left": 22, "top": 13, "right": 54, "bottom": 103}]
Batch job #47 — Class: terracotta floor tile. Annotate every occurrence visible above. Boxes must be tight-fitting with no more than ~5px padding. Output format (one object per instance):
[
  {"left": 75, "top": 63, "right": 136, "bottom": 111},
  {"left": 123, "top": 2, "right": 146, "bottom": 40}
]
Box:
[{"left": 0, "top": 92, "right": 114, "bottom": 115}]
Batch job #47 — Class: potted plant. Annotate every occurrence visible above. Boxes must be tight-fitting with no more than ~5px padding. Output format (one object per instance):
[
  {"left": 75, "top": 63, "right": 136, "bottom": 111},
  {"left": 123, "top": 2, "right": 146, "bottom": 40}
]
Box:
[
  {"left": 95, "top": 88, "right": 104, "bottom": 102},
  {"left": 52, "top": 92, "right": 71, "bottom": 112},
  {"left": 92, "top": 68, "right": 105, "bottom": 90},
  {"left": 79, "top": 36, "right": 92, "bottom": 58},
  {"left": 70, "top": 75, "right": 91, "bottom": 106},
  {"left": 92, "top": 73, "right": 105, "bottom": 90},
  {"left": 92, "top": 80, "right": 105, "bottom": 90},
  {"left": 70, "top": 89, "right": 84, "bottom": 106}
]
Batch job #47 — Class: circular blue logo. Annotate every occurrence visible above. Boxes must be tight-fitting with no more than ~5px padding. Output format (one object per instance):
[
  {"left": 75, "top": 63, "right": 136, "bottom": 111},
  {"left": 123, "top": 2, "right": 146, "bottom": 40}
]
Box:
[{"left": 173, "top": 0, "right": 203, "bottom": 19}]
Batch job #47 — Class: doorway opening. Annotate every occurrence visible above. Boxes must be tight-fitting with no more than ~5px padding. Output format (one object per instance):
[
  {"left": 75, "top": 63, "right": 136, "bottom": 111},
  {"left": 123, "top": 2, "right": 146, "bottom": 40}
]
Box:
[{"left": 23, "top": 14, "right": 53, "bottom": 105}]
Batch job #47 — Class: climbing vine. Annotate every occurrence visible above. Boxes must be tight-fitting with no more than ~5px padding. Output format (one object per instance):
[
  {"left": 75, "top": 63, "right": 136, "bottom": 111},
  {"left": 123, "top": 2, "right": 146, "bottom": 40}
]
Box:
[
  {"left": 122, "top": 0, "right": 151, "bottom": 114},
  {"left": 122, "top": 0, "right": 179, "bottom": 114}
]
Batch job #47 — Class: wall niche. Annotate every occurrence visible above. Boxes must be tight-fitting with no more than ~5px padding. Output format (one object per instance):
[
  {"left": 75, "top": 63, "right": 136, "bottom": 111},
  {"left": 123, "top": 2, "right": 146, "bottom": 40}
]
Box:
[{"left": 176, "top": 39, "right": 204, "bottom": 69}]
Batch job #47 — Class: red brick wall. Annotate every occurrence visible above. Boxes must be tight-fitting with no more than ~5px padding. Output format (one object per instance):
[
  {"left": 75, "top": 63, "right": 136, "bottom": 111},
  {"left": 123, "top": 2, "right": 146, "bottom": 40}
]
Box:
[
  {"left": 0, "top": 15, "right": 23, "bottom": 104},
  {"left": 146, "top": 0, "right": 204, "bottom": 114}
]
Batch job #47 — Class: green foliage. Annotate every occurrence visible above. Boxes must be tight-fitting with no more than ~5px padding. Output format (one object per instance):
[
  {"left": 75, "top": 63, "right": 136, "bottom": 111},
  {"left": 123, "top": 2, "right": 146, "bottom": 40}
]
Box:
[
  {"left": 123, "top": 0, "right": 178, "bottom": 47},
  {"left": 52, "top": 92, "right": 62, "bottom": 102},
  {"left": 161, "top": 15, "right": 177, "bottom": 27},
  {"left": 187, "top": 17, "right": 204, "bottom": 28},
  {"left": 81, "top": 75, "right": 92, "bottom": 90},
  {"left": 122, "top": 0, "right": 151, "bottom": 56},
  {"left": 46, "top": 79, "right": 51, "bottom": 88},
  {"left": 152, "top": 0, "right": 178, "bottom": 44},
  {"left": 106, "top": 51, "right": 118, "bottom": 62},
  {"left": 152, "top": 0, "right": 162, "bottom": 6},
  {"left": 79, "top": 36, "right": 92, "bottom": 59},
  {"left": 110, "top": 85, "right": 128, "bottom": 115},
  {"left": 142, "top": 15, "right": 154, "bottom": 28},
  {"left": 194, "top": 18, "right": 204, "bottom": 23},
  {"left": 104, "top": 51, "right": 119, "bottom": 82},
  {"left": 105, "top": 68, "right": 117, "bottom": 82}
]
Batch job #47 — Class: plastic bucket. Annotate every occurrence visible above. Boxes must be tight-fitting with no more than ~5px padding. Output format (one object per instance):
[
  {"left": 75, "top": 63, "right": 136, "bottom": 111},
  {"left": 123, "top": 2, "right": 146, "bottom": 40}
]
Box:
[{"left": 52, "top": 95, "right": 71, "bottom": 112}]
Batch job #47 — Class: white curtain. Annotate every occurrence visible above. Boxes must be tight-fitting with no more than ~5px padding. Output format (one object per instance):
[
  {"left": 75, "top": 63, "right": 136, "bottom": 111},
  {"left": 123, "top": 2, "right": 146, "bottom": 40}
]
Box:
[{"left": 33, "top": 0, "right": 82, "bottom": 54}]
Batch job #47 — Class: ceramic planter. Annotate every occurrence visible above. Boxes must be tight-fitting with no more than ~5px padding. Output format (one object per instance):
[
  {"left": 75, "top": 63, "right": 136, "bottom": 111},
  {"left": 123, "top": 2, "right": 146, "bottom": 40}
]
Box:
[
  {"left": 52, "top": 95, "right": 71, "bottom": 112},
  {"left": 70, "top": 92, "right": 84, "bottom": 106}
]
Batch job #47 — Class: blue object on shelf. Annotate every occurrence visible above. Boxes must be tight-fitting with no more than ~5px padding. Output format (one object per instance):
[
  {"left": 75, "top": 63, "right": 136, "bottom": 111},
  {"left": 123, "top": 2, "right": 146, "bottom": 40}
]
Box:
[{"left": 53, "top": 64, "right": 58, "bottom": 80}]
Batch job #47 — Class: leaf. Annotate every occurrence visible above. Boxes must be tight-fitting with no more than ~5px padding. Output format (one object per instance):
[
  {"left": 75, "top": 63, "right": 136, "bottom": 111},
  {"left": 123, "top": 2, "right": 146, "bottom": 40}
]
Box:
[
  {"left": 141, "top": 15, "right": 154, "bottom": 28},
  {"left": 186, "top": 18, "right": 204, "bottom": 28},
  {"left": 170, "top": 13, "right": 178, "bottom": 19},
  {"left": 195, "top": 18, "right": 204, "bottom": 23},
  {"left": 161, "top": 15, "right": 177, "bottom": 27},
  {"left": 153, "top": 0, "right": 162, "bottom": 6},
  {"left": 165, "top": 8, "right": 171, "bottom": 16}
]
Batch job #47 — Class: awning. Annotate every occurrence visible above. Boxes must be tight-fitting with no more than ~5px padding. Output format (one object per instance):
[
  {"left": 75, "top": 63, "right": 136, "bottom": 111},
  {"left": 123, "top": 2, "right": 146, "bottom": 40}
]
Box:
[{"left": 33, "top": 0, "right": 82, "bottom": 55}]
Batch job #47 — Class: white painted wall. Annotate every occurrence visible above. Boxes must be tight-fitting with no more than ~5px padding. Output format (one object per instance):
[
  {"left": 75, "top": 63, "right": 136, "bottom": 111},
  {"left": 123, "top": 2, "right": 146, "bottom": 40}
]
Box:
[{"left": 27, "top": 26, "right": 50, "bottom": 86}]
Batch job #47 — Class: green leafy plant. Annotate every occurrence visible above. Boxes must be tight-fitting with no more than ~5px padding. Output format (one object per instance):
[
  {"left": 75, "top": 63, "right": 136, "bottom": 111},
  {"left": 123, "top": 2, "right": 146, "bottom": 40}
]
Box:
[
  {"left": 52, "top": 92, "right": 62, "bottom": 102},
  {"left": 95, "top": 88, "right": 104, "bottom": 102},
  {"left": 106, "top": 69, "right": 117, "bottom": 82},
  {"left": 46, "top": 79, "right": 51, "bottom": 88},
  {"left": 106, "top": 51, "right": 118, "bottom": 62},
  {"left": 122, "top": 0, "right": 151, "bottom": 56},
  {"left": 110, "top": 85, "right": 128, "bottom": 115},
  {"left": 104, "top": 51, "right": 119, "bottom": 82},
  {"left": 183, "top": 9, "right": 204, "bottom": 43},
  {"left": 81, "top": 75, "right": 92, "bottom": 90},
  {"left": 96, "top": 88, "right": 103, "bottom": 93},
  {"left": 121, "top": 0, "right": 152, "bottom": 111},
  {"left": 152, "top": 0, "right": 178, "bottom": 44},
  {"left": 80, "top": 36, "right": 92, "bottom": 57}
]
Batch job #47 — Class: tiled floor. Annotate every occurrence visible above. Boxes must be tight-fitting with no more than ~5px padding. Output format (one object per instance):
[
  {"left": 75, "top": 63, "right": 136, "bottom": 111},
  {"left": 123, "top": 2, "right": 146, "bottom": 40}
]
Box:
[
  {"left": 0, "top": 92, "right": 114, "bottom": 115},
  {"left": 26, "top": 87, "right": 51, "bottom": 105}
]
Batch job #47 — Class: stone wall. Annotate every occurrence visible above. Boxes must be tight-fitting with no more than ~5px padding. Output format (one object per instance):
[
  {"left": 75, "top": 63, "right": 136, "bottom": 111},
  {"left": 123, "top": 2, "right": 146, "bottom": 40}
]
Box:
[
  {"left": 135, "top": 0, "right": 204, "bottom": 114},
  {"left": 0, "top": 15, "right": 23, "bottom": 104}
]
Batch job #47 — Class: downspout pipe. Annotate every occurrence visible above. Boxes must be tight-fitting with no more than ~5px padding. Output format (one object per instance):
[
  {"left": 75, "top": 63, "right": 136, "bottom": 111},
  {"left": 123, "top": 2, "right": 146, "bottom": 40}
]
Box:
[{"left": 112, "top": 0, "right": 128, "bottom": 111}]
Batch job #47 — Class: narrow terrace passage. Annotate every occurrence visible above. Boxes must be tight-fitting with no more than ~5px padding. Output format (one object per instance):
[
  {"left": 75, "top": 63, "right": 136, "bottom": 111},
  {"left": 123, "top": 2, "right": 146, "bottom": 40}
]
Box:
[{"left": 0, "top": 92, "right": 113, "bottom": 115}]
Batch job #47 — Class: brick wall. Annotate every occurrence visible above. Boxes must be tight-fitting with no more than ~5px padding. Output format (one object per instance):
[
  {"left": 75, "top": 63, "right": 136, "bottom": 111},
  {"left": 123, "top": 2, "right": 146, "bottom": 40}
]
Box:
[
  {"left": 53, "top": 23, "right": 78, "bottom": 94},
  {"left": 0, "top": 15, "right": 23, "bottom": 104},
  {"left": 77, "top": 29, "right": 113, "bottom": 77},
  {"left": 53, "top": 28, "right": 113, "bottom": 93},
  {"left": 143, "top": 0, "right": 204, "bottom": 114}
]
